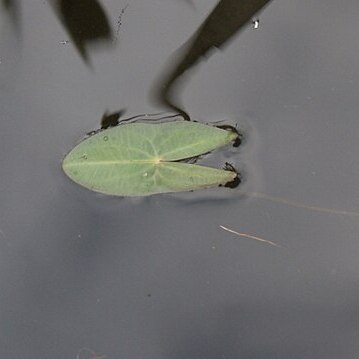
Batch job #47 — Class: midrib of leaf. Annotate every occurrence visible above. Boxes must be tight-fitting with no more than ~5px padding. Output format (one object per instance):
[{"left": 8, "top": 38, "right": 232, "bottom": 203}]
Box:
[
  {"left": 65, "top": 158, "right": 162, "bottom": 166},
  {"left": 65, "top": 138, "right": 234, "bottom": 167},
  {"left": 161, "top": 140, "right": 216, "bottom": 158},
  {"left": 160, "top": 134, "right": 236, "bottom": 159}
]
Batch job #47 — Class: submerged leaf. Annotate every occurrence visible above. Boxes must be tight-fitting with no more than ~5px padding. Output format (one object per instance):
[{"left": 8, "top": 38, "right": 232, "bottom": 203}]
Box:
[{"left": 62, "top": 121, "right": 238, "bottom": 196}]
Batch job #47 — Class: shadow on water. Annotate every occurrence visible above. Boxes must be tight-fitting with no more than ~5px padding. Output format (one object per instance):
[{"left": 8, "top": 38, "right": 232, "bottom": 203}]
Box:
[
  {"left": 152, "top": 0, "right": 273, "bottom": 120},
  {"left": 50, "top": 0, "right": 113, "bottom": 64}
]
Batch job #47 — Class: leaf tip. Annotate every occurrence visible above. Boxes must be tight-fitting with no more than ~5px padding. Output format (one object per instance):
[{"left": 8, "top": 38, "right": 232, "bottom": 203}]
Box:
[{"left": 216, "top": 124, "right": 242, "bottom": 147}]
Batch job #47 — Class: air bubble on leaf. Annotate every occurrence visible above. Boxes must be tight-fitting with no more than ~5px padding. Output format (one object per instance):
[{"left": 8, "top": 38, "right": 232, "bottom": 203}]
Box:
[{"left": 103, "top": 136, "right": 109, "bottom": 141}]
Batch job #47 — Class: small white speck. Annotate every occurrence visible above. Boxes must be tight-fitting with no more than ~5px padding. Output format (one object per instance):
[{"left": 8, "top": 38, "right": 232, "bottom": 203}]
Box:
[
  {"left": 60, "top": 40, "right": 70, "bottom": 45},
  {"left": 77, "top": 234, "right": 82, "bottom": 239},
  {"left": 252, "top": 19, "right": 259, "bottom": 29},
  {"left": 143, "top": 172, "right": 148, "bottom": 177}
]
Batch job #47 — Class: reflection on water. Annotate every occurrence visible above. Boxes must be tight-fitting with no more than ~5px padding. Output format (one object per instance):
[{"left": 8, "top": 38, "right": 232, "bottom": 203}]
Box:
[
  {"left": 1, "top": 0, "right": 20, "bottom": 31},
  {"left": 153, "top": 0, "right": 272, "bottom": 119},
  {"left": 2, "top": 0, "right": 271, "bottom": 95},
  {"left": 50, "top": 0, "right": 112, "bottom": 63},
  {"left": 100, "top": 109, "right": 126, "bottom": 129},
  {"left": 2, "top": 0, "right": 113, "bottom": 62}
]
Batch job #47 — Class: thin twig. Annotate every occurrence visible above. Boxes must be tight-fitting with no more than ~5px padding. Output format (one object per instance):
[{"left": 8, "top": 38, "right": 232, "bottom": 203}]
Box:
[
  {"left": 219, "top": 225, "right": 280, "bottom": 247},
  {"left": 237, "top": 190, "right": 359, "bottom": 218}
]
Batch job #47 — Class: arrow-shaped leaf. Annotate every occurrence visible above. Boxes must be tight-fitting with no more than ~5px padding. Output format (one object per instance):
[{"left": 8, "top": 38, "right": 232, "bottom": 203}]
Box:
[{"left": 62, "top": 121, "right": 238, "bottom": 196}]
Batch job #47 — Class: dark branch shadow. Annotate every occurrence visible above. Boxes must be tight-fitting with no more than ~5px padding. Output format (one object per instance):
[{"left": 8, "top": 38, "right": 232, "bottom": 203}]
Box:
[
  {"left": 51, "top": 0, "right": 113, "bottom": 64},
  {"left": 152, "top": 0, "right": 273, "bottom": 120}
]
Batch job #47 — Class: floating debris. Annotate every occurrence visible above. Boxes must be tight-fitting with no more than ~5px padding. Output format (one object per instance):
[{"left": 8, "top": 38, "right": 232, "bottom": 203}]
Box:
[
  {"left": 113, "top": 3, "right": 129, "bottom": 43},
  {"left": 252, "top": 18, "right": 260, "bottom": 29},
  {"left": 220, "top": 225, "right": 279, "bottom": 247}
]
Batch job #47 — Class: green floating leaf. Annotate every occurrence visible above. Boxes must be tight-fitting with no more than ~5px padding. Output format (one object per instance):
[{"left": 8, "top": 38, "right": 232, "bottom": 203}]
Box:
[{"left": 62, "top": 121, "right": 238, "bottom": 196}]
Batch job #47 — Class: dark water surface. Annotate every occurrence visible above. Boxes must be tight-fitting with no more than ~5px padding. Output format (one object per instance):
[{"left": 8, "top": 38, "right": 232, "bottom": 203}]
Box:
[{"left": 1, "top": 1, "right": 359, "bottom": 358}]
